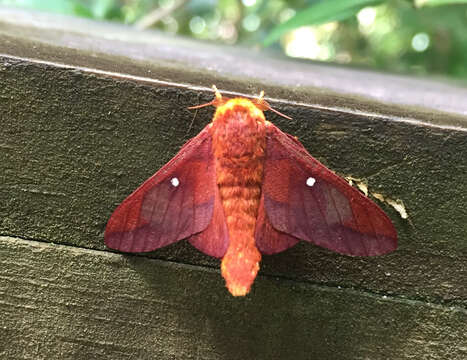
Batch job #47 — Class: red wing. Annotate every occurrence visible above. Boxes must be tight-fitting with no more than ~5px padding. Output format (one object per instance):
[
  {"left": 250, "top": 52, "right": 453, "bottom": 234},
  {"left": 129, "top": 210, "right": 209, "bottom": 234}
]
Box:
[
  {"left": 260, "top": 124, "right": 397, "bottom": 256},
  {"left": 105, "top": 127, "right": 224, "bottom": 253}
]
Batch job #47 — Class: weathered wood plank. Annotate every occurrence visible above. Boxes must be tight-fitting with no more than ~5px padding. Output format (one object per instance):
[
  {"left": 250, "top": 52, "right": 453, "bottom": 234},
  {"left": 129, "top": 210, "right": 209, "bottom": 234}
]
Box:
[
  {"left": 1, "top": 51, "right": 466, "bottom": 307},
  {"left": 0, "top": 5, "right": 466, "bottom": 348},
  {"left": 1, "top": 6, "right": 467, "bottom": 125},
  {"left": 1, "top": 236, "right": 466, "bottom": 360}
]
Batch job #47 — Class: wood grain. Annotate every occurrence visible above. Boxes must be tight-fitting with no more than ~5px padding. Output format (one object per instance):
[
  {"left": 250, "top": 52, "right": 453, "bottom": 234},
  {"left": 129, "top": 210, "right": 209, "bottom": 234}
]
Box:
[{"left": 1, "top": 236, "right": 466, "bottom": 360}]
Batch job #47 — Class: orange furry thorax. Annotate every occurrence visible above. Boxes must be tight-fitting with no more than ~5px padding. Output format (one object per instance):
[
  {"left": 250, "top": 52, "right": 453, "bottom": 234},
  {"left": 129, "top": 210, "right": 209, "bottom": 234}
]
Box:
[{"left": 210, "top": 98, "right": 267, "bottom": 296}]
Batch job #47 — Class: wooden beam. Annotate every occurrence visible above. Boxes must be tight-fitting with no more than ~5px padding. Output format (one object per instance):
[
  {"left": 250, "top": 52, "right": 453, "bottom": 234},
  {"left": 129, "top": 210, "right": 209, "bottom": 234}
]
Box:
[
  {"left": 2, "top": 236, "right": 466, "bottom": 359},
  {"left": 0, "top": 7, "right": 466, "bottom": 358}
]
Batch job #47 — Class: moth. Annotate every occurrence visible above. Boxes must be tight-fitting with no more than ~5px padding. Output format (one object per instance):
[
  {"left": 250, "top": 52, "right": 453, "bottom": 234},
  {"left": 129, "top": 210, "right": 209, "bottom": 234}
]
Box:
[{"left": 105, "top": 87, "right": 397, "bottom": 296}]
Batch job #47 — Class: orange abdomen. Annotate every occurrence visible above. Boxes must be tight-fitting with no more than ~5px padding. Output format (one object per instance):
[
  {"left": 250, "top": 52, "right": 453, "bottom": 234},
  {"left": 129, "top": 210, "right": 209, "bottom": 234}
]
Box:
[{"left": 210, "top": 100, "right": 267, "bottom": 296}]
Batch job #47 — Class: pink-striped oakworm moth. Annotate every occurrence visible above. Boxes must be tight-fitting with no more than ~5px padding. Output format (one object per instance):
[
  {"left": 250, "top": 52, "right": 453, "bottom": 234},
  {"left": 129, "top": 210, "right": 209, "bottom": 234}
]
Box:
[{"left": 105, "top": 87, "right": 397, "bottom": 296}]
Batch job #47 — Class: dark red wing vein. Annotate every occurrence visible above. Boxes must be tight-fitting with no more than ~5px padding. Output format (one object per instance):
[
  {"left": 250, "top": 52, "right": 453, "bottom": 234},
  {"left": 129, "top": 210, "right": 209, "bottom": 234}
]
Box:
[
  {"left": 118, "top": 185, "right": 136, "bottom": 251},
  {"left": 345, "top": 195, "right": 367, "bottom": 256},
  {"left": 307, "top": 176, "right": 355, "bottom": 255},
  {"left": 190, "top": 180, "right": 196, "bottom": 239},
  {"left": 309, "top": 181, "right": 340, "bottom": 253},
  {"left": 145, "top": 184, "right": 162, "bottom": 252},
  {"left": 324, "top": 182, "right": 347, "bottom": 252},
  {"left": 359, "top": 198, "right": 376, "bottom": 253},
  {"left": 171, "top": 181, "right": 183, "bottom": 241}
]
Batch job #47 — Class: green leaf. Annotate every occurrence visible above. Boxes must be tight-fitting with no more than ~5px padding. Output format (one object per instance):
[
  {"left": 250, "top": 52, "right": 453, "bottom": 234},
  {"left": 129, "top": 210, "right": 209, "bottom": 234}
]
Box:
[
  {"left": 263, "top": 0, "right": 384, "bottom": 46},
  {"left": 72, "top": 3, "right": 93, "bottom": 18},
  {"left": 415, "top": 0, "right": 467, "bottom": 6},
  {"left": 91, "top": 0, "right": 116, "bottom": 19}
]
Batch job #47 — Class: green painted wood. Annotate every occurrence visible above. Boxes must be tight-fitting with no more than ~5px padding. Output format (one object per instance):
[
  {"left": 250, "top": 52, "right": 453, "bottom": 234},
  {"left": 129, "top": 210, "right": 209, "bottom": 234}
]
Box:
[{"left": 1, "top": 236, "right": 466, "bottom": 360}]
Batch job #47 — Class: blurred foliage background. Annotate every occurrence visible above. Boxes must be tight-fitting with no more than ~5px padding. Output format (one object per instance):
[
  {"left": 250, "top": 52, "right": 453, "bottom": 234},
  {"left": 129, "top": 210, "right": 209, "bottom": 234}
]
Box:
[{"left": 2, "top": 0, "right": 467, "bottom": 78}]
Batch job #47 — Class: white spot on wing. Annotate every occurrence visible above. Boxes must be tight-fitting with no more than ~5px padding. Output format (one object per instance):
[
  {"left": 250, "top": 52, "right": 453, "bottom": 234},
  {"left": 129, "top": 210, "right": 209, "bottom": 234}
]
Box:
[
  {"left": 306, "top": 177, "right": 316, "bottom": 187},
  {"left": 171, "top": 177, "right": 180, "bottom": 187}
]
